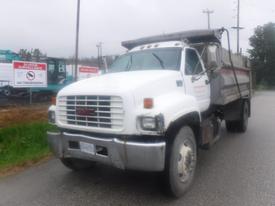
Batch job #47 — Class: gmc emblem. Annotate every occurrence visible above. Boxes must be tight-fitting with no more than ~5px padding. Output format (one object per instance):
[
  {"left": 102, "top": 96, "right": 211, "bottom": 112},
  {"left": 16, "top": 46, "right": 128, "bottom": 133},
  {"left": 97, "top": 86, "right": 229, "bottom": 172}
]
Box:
[{"left": 75, "top": 107, "right": 96, "bottom": 116}]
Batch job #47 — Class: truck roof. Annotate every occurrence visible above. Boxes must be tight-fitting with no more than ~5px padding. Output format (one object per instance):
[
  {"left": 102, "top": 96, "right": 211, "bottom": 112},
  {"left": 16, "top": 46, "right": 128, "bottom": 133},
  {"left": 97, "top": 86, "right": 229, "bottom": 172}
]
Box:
[
  {"left": 122, "top": 28, "right": 224, "bottom": 50},
  {"left": 129, "top": 41, "right": 185, "bottom": 52}
]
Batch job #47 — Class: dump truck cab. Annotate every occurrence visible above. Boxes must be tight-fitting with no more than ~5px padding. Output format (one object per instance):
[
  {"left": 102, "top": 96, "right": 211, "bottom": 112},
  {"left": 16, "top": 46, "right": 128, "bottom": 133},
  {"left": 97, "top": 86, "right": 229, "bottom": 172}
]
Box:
[
  {"left": 47, "top": 28, "right": 251, "bottom": 197},
  {"left": 110, "top": 40, "right": 211, "bottom": 112}
]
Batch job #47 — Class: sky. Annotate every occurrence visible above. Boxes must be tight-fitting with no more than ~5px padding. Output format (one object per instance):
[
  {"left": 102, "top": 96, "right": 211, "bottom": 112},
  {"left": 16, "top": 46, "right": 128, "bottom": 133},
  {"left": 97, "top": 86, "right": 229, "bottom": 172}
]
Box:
[{"left": 0, "top": 0, "right": 274, "bottom": 58}]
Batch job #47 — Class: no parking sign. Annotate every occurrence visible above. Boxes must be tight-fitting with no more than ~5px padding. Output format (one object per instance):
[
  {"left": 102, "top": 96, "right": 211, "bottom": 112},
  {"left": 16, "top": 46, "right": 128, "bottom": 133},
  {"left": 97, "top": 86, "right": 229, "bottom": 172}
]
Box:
[
  {"left": 13, "top": 61, "right": 47, "bottom": 88},
  {"left": 78, "top": 66, "right": 99, "bottom": 80}
]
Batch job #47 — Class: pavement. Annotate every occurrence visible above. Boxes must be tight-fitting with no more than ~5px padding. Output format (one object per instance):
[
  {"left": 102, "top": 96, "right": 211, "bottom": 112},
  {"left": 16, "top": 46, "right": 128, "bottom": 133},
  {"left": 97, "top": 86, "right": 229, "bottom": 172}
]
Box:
[
  {"left": 0, "top": 93, "right": 9, "bottom": 105},
  {"left": 1, "top": 91, "right": 275, "bottom": 206}
]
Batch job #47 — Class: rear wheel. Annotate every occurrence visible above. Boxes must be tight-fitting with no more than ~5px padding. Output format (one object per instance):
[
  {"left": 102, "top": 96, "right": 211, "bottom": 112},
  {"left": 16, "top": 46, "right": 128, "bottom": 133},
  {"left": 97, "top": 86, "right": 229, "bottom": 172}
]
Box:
[
  {"left": 226, "top": 100, "right": 249, "bottom": 133},
  {"left": 3, "top": 86, "right": 11, "bottom": 97},
  {"left": 165, "top": 126, "right": 197, "bottom": 197},
  {"left": 60, "top": 158, "right": 96, "bottom": 171}
]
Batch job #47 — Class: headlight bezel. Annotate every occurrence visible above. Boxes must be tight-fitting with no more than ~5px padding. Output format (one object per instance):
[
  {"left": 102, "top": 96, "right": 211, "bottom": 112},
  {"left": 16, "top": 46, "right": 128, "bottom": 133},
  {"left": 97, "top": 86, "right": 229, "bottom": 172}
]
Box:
[{"left": 138, "top": 114, "right": 165, "bottom": 133}]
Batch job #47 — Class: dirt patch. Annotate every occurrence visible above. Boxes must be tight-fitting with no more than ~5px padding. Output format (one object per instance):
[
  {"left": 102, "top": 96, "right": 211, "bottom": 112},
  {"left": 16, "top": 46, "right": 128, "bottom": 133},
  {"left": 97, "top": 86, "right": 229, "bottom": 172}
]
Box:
[
  {"left": 0, "top": 104, "right": 52, "bottom": 177},
  {"left": 0, "top": 104, "right": 49, "bottom": 128}
]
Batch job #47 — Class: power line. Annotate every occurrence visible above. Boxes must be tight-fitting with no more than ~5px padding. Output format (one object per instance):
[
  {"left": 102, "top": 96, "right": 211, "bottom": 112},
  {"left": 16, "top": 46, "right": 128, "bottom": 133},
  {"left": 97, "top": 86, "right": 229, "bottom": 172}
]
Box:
[{"left": 202, "top": 9, "right": 214, "bottom": 29}]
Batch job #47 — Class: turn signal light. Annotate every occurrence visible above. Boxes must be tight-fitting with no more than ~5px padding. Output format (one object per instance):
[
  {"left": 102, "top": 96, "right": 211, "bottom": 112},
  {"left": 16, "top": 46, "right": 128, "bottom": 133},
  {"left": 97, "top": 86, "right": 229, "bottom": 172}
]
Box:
[
  {"left": 144, "top": 98, "right": 153, "bottom": 109},
  {"left": 51, "top": 96, "right": 56, "bottom": 105}
]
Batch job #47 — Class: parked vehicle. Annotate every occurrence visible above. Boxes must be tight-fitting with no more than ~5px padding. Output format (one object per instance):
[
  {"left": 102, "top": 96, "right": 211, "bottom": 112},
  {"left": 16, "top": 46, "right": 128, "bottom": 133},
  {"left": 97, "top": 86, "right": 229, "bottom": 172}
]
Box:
[
  {"left": 47, "top": 28, "right": 251, "bottom": 197},
  {"left": 0, "top": 50, "right": 22, "bottom": 96},
  {"left": 31, "top": 57, "right": 73, "bottom": 95},
  {"left": 0, "top": 49, "right": 21, "bottom": 63},
  {"left": 0, "top": 57, "right": 73, "bottom": 99}
]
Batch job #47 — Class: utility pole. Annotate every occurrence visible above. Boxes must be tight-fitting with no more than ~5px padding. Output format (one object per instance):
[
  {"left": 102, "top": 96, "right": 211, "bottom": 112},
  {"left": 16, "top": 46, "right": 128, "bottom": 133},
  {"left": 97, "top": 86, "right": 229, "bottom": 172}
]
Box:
[
  {"left": 232, "top": 0, "right": 244, "bottom": 55},
  {"left": 74, "top": 0, "right": 80, "bottom": 81},
  {"left": 202, "top": 9, "right": 214, "bottom": 29},
  {"left": 96, "top": 42, "right": 103, "bottom": 68}
]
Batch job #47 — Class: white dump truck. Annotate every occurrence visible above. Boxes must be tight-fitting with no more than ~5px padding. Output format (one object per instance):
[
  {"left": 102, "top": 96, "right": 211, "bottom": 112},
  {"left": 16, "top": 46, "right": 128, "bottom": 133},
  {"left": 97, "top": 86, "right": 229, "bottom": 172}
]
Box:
[{"left": 47, "top": 28, "right": 251, "bottom": 197}]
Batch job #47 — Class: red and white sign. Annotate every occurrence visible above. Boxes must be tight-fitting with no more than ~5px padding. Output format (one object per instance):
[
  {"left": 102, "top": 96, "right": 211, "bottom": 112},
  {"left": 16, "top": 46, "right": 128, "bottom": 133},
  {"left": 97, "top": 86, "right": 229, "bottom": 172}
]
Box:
[
  {"left": 78, "top": 66, "right": 99, "bottom": 80},
  {"left": 13, "top": 61, "right": 47, "bottom": 88}
]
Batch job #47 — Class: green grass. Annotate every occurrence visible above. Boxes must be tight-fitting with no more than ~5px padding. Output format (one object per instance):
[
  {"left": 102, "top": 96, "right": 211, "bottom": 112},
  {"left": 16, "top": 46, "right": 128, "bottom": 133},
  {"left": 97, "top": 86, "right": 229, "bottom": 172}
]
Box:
[{"left": 0, "top": 122, "right": 55, "bottom": 170}]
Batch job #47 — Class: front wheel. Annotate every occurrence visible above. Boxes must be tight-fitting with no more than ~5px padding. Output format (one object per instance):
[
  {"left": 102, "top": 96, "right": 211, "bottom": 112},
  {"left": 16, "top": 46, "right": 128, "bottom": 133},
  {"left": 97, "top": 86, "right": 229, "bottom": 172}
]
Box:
[
  {"left": 165, "top": 126, "right": 197, "bottom": 197},
  {"left": 2, "top": 86, "right": 11, "bottom": 97}
]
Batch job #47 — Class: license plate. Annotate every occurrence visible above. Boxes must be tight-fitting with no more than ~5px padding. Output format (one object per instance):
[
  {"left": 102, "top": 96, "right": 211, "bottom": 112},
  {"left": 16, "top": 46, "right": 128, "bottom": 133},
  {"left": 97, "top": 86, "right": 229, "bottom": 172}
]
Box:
[{"left": 79, "top": 142, "right": 95, "bottom": 155}]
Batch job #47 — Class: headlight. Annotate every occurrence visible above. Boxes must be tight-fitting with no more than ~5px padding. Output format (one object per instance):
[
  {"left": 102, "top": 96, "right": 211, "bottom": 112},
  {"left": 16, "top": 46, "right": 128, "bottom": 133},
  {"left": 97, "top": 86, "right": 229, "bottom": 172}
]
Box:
[
  {"left": 138, "top": 114, "right": 165, "bottom": 133},
  {"left": 48, "top": 110, "right": 56, "bottom": 124},
  {"left": 141, "top": 117, "right": 157, "bottom": 130}
]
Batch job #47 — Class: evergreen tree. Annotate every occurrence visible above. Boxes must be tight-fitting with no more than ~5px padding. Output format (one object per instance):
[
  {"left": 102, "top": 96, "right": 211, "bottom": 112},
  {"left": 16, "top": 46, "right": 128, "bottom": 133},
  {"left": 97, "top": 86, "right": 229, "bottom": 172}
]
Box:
[{"left": 249, "top": 23, "right": 275, "bottom": 86}]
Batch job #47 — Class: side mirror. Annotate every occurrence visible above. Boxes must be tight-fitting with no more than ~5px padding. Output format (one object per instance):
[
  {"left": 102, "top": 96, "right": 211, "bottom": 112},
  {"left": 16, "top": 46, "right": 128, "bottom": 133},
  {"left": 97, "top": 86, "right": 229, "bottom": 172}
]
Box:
[{"left": 208, "top": 61, "right": 218, "bottom": 71}]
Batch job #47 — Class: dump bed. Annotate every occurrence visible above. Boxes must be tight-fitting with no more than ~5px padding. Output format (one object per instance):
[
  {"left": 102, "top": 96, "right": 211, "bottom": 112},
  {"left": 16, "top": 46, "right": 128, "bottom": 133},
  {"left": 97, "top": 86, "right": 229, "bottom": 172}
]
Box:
[
  {"left": 210, "top": 66, "right": 250, "bottom": 105},
  {"left": 197, "top": 44, "right": 251, "bottom": 105}
]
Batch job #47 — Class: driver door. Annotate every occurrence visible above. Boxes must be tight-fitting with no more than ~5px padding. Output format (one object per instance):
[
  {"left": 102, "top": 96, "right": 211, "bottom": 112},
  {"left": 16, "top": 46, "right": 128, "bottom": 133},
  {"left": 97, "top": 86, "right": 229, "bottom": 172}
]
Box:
[{"left": 183, "top": 48, "right": 210, "bottom": 112}]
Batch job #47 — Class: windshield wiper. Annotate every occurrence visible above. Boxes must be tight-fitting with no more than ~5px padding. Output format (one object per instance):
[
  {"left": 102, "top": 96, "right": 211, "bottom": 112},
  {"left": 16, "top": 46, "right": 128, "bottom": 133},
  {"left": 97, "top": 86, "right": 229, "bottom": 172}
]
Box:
[
  {"left": 152, "top": 53, "right": 165, "bottom": 69},
  {"left": 125, "top": 55, "right": 132, "bottom": 71}
]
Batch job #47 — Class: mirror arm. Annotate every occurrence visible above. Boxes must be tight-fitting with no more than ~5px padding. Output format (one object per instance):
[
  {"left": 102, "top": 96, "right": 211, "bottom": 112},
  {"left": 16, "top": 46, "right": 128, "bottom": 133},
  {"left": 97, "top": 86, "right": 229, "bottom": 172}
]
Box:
[{"left": 191, "top": 67, "right": 215, "bottom": 83}]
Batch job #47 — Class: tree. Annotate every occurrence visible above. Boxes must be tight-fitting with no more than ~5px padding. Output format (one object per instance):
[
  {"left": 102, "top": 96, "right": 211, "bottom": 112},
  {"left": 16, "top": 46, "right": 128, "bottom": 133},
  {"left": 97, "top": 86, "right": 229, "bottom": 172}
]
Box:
[
  {"left": 248, "top": 22, "right": 275, "bottom": 87},
  {"left": 18, "top": 49, "right": 32, "bottom": 61},
  {"left": 18, "top": 48, "right": 46, "bottom": 61},
  {"left": 31, "top": 48, "right": 44, "bottom": 61}
]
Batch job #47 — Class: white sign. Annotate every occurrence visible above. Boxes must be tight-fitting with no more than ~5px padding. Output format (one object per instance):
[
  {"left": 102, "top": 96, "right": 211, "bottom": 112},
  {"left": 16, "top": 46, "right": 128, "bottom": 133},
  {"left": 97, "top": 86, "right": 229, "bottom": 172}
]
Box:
[
  {"left": 13, "top": 61, "right": 47, "bottom": 88},
  {"left": 78, "top": 66, "right": 99, "bottom": 81}
]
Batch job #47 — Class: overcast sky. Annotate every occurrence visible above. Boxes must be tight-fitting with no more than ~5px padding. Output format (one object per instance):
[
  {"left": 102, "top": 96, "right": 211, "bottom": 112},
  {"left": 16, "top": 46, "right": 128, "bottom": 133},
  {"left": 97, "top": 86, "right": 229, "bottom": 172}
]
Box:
[{"left": 0, "top": 0, "right": 274, "bottom": 58}]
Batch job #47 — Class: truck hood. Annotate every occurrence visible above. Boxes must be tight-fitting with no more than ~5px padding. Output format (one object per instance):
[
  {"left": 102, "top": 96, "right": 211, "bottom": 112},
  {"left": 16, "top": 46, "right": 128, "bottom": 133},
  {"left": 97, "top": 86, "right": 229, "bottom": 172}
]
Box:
[{"left": 58, "top": 70, "right": 181, "bottom": 96}]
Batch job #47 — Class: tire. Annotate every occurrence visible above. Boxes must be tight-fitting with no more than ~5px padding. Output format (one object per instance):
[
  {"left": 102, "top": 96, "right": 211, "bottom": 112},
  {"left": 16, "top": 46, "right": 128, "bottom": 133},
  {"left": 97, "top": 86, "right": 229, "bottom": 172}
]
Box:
[
  {"left": 3, "top": 87, "right": 11, "bottom": 97},
  {"left": 165, "top": 126, "right": 197, "bottom": 197},
  {"left": 60, "top": 158, "right": 96, "bottom": 171},
  {"left": 226, "top": 100, "right": 249, "bottom": 133}
]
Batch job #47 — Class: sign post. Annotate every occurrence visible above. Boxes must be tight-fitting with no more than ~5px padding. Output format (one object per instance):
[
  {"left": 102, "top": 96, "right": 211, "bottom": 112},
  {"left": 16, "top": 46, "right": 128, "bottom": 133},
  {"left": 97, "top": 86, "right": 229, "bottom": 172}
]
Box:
[
  {"left": 29, "top": 88, "right": 32, "bottom": 105},
  {"left": 13, "top": 61, "right": 47, "bottom": 104}
]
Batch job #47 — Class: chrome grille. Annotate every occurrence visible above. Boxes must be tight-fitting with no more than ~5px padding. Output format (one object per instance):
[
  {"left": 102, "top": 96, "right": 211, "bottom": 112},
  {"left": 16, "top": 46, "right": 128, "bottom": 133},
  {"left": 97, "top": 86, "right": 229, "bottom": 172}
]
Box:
[{"left": 57, "top": 95, "right": 123, "bottom": 129}]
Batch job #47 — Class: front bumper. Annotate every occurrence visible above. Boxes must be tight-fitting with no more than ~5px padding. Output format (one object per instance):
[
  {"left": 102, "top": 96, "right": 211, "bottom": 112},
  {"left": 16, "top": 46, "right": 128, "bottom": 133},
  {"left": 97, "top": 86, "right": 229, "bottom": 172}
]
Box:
[{"left": 47, "top": 131, "right": 166, "bottom": 172}]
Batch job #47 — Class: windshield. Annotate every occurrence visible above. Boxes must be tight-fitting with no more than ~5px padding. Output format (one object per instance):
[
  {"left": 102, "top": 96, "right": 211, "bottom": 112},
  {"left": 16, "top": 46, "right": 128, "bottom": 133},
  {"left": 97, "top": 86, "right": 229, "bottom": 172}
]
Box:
[{"left": 109, "top": 47, "right": 182, "bottom": 73}]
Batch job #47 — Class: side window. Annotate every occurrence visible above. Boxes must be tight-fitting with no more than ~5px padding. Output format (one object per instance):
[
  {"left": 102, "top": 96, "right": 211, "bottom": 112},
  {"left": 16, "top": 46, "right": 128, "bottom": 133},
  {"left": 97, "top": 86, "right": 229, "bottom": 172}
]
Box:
[
  {"left": 58, "top": 63, "right": 66, "bottom": 73},
  {"left": 48, "top": 63, "right": 55, "bottom": 74},
  {"left": 110, "top": 55, "right": 131, "bottom": 71},
  {"left": 185, "top": 49, "right": 203, "bottom": 75}
]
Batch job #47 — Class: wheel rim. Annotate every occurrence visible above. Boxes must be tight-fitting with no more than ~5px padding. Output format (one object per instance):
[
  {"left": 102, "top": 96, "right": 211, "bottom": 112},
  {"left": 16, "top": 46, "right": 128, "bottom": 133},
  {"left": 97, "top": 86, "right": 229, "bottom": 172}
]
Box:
[
  {"left": 4, "top": 89, "right": 11, "bottom": 96},
  {"left": 177, "top": 140, "right": 196, "bottom": 183}
]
